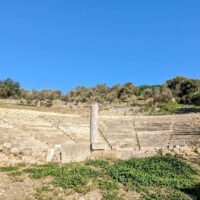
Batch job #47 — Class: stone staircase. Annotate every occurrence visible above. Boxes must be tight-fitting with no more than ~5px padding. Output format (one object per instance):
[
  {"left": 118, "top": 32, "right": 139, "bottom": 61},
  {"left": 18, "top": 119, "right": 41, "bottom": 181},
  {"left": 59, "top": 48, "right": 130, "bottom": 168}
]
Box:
[
  {"left": 0, "top": 107, "right": 200, "bottom": 164},
  {"left": 170, "top": 118, "right": 200, "bottom": 147},
  {"left": 134, "top": 120, "right": 172, "bottom": 149},
  {"left": 99, "top": 114, "right": 200, "bottom": 159},
  {"left": 99, "top": 119, "right": 140, "bottom": 151}
]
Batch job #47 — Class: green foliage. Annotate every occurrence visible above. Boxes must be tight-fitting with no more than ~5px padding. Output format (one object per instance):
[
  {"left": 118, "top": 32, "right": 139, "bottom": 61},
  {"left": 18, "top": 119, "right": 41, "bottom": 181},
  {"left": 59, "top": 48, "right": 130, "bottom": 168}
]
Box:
[
  {"left": 158, "top": 102, "right": 181, "bottom": 113},
  {"left": 99, "top": 179, "right": 118, "bottom": 191},
  {"left": 166, "top": 76, "right": 200, "bottom": 106},
  {"left": 1, "top": 76, "right": 200, "bottom": 108},
  {"left": 20, "top": 89, "right": 63, "bottom": 101},
  {"left": 190, "top": 91, "right": 200, "bottom": 106},
  {"left": 0, "top": 166, "right": 19, "bottom": 172},
  {"left": 64, "top": 82, "right": 138, "bottom": 104},
  {"left": 166, "top": 76, "right": 188, "bottom": 94},
  {"left": 143, "top": 190, "right": 191, "bottom": 200},
  {"left": 1, "top": 156, "right": 200, "bottom": 199},
  {"left": 0, "top": 78, "right": 21, "bottom": 98},
  {"left": 102, "top": 191, "right": 123, "bottom": 200},
  {"left": 24, "top": 163, "right": 101, "bottom": 192},
  {"left": 85, "top": 159, "right": 109, "bottom": 169},
  {"left": 8, "top": 171, "right": 22, "bottom": 177},
  {"left": 107, "top": 156, "right": 196, "bottom": 189}
]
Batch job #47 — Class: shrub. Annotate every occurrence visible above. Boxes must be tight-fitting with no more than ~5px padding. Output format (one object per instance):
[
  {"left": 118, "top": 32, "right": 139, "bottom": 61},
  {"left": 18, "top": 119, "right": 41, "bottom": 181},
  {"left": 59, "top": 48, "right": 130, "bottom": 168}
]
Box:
[
  {"left": 190, "top": 91, "right": 200, "bottom": 106},
  {"left": 0, "top": 78, "right": 21, "bottom": 98}
]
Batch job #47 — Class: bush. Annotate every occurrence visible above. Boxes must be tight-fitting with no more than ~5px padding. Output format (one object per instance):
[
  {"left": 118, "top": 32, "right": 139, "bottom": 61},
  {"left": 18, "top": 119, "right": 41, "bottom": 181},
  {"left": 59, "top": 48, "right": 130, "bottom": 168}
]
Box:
[
  {"left": 190, "top": 91, "right": 200, "bottom": 106},
  {"left": 0, "top": 78, "right": 21, "bottom": 98}
]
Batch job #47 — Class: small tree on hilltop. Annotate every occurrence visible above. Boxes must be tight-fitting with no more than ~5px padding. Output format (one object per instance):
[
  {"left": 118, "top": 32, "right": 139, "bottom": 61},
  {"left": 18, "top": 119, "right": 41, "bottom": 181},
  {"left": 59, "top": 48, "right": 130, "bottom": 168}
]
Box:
[{"left": 0, "top": 78, "right": 21, "bottom": 98}]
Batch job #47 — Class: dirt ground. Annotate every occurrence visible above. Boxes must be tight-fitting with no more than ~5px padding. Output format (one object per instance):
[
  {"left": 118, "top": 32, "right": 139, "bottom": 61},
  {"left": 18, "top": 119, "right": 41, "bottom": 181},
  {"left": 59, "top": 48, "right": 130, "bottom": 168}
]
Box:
[
  {"left": 0, "top": 172, "right": 35, "bottom": 200},
  {"left": 0, "top": 171, "right": 102, "bottom": 200}
]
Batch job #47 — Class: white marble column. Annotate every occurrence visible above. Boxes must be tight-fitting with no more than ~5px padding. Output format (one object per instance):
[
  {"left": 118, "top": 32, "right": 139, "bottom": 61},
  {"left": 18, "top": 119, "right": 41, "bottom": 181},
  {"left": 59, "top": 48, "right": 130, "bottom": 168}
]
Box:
[{"left": 90, "top": 103, "right": 98, "bottom": 144}]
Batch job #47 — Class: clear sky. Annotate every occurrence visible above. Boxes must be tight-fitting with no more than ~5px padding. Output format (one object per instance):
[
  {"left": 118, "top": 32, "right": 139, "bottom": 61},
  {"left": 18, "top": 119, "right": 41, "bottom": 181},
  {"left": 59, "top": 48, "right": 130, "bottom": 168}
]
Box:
[{"left": 0, "top": 0, "right": 199, "bottom": 92}]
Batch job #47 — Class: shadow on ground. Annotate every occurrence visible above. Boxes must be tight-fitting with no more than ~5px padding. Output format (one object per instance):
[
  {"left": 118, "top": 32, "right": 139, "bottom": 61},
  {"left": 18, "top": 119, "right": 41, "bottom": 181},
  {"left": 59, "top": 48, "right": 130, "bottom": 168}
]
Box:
[
  {"left": 181, "top": 183, "right": 200, "bottom": 200},
  {"left": 177, "top": 107, "right": 200, "bottom": 114}
]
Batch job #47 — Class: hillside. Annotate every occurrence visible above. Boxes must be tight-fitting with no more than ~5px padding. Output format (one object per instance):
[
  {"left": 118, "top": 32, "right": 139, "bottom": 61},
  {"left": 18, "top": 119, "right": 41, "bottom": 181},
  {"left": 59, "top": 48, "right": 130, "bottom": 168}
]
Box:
[{"left": 0, "top": 76, "right": 200, "bottom": 115}]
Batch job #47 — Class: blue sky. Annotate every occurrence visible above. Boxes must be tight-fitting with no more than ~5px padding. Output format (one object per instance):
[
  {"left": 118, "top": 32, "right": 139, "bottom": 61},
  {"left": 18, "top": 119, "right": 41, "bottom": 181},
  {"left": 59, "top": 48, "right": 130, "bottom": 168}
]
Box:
[{"left": 0, "top": 0, "right": 199, "bottom": 92}]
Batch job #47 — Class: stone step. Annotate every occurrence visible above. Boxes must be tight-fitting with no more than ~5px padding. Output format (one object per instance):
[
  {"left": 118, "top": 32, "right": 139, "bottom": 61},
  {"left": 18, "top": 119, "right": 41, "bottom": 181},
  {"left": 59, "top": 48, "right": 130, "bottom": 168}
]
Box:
[
  {"left": 61, "top": 143, "right": 90, "bottom": 163},
  {"left": 106, "top": 135, "right": 136, "bottom": 140},
  {"left": 136, "top": 128, "right": 170, "bottom": 131}
]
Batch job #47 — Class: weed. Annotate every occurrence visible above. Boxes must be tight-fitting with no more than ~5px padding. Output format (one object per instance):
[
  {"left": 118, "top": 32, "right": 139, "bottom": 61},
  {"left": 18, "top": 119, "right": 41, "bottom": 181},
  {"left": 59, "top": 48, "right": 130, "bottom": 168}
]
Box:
[
  {"left": 85, "top": 159, "right": 109, "bottom": 169},
  {"left": 102, "top": 191, "right": 124, "bottom": 200},
  {"left": 24, "top": 163, "right": 101, "bottom": 193},
  {"left": 8, "top": 171, "right": 22, "bottom": 177},
  {"left": 0, "top": 166, "right": 19, "bottom": 172},
  {"left": 158, "top": 102, "right": 181, "bottom": 114}
]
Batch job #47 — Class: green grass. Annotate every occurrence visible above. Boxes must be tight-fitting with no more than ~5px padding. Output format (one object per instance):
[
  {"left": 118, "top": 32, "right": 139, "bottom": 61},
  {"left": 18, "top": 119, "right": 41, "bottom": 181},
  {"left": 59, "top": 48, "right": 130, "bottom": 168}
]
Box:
[
  {"left": 158, "top": 102, "right": 200, "bottom": 114},
  {"left": 0, "top": 166, "right": 19, "bottom": 172},
  {"left": 23, "top": 163, "right": 102, "bottom": 193},
  {"left": 1, "top": 156, "right": 200, "bottom": 199},
  {"left": 85, "top": 159, "right": 109, "bottom": 169},
  {"left": 158, "top": 102, "right": 182, "bottom": 114}
]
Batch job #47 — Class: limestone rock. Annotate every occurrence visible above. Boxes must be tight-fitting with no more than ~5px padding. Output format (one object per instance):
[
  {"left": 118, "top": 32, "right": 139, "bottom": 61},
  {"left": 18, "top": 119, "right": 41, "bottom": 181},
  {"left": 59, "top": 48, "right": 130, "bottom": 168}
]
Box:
[
  {"left": 3, "top": 143, "right": 11, "bottom": 149},
  {"left": 22, "top": 148, "right": 32, "bottom": 156},
  {"left": 10, "top": 148, "right": 20, "bottom": 155},
  {"left": 46, "top": 148, "right": 55, "bottom": 162},
  {"left": 91, "top": 143, "right": 107, "bottom": 151}
]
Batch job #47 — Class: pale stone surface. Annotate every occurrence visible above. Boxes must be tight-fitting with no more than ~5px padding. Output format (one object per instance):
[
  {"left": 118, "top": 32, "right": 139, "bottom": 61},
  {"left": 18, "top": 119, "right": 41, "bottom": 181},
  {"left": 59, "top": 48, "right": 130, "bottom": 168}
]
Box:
[
  {"left": 91, "top": 143, "right": 107, "bottom": 150},
  {"left": 3, "top": 143, "right": 11, "bottom": 149},
  {"left": 0, "top": 107, "right": 200, "bottom": 164},
  {"left": 61, "top": 143, "right": 90, "bottom": 163},
  {"left": 90, "top": 103, "right": 98, "bottom": 144},
  {"left": 10, "top": 148, "right": 20, "bottom": 155},
  {"left": 46, "top": 148, "right": 55, "bottom": 162}
]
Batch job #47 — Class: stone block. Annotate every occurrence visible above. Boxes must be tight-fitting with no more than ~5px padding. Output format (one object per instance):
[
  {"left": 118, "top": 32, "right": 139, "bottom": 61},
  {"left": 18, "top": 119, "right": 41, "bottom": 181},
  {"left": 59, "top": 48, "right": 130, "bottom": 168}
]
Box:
[
  {"left": 11, "top": 144, "right": 20, "bottom": 148},
  {"left": 91, "top": 143, "right": 107, "bottom": 150},
  {"left": 46, "top": 148, "right": 55, "bottom": 162},
  {"left": 3, "top": 143, "right": 11, "bottom": 149},
  {"left": 61, "top": 143, "right": 90, "bottom": 163},
  {"left": 22, "top": 148, "right": 32, "bottom": 156},
  {"left": 10, "top": 148, "right": 20, "bottom": 155},
  {"left": 89, "top": 150, "right": 121, "bottom": 160},
  {"left": 55, "top": 144, "right": 61, "bottom": 150}
]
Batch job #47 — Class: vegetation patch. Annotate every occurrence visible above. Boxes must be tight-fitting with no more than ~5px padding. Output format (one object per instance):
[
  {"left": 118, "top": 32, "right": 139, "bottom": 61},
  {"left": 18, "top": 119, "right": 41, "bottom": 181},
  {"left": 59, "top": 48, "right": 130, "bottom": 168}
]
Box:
[
  {"left": 107, "top": 156, "right": 196, "bottom": 189},
  {"left": 24, "top": 163, "right": 101, "bottom": 193},
  {"left": 0, "top": 165, "right": 19, "bottom": 172},
  {"left": 85, "top": 159, "right": 109, "bottom": 169},
  {"left": 1, "top": 76, "right": 200, "bottom": 112},
  {"left": 158, "top": 102, "right": 182, "bottom": 114},
  {"left": 142, "top": 189, "right": 191, "bottom": 200},
  {"left": 1, "top": 156, "right": 199, "bottom": 199}
]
